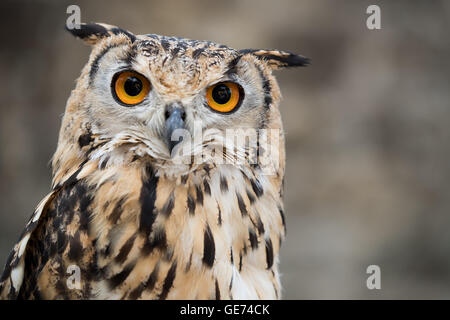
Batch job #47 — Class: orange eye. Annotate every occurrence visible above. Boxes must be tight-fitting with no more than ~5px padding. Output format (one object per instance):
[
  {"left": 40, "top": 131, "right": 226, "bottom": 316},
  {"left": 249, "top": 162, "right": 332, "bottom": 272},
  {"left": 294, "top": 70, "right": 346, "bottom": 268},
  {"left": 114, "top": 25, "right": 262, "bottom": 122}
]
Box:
[
  {"left": 113, "top": 71, "right": 151, "bottom": 106},
  {"left": 206, "top": 82, "right": 243, "bottom": 113}
]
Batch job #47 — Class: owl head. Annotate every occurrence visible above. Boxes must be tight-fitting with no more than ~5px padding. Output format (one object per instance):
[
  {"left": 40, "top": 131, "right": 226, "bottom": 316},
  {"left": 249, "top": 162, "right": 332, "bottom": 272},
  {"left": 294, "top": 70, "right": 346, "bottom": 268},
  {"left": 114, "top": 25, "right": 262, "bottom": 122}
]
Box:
[{"left": 52, "top": 22, "right": 308, "bottom": 185}]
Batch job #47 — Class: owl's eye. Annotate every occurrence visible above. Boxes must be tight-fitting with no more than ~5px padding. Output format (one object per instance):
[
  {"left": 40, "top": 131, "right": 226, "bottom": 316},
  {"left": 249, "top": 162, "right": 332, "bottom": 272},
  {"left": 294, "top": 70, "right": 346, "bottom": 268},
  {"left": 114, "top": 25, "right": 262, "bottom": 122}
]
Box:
[
  {"left": 112, "top": 71, "right": 151, "bottom": 106},
  {"left": 206, "top": 82, "right": 243, "bottom": 113}
]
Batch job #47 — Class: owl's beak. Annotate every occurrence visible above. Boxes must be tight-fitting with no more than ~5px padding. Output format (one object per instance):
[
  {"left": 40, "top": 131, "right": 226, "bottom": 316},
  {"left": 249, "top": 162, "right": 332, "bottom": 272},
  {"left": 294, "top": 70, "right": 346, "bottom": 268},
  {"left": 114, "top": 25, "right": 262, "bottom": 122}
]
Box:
[{"left": 164, "top": 104, "right": 186, "bottom": 154}]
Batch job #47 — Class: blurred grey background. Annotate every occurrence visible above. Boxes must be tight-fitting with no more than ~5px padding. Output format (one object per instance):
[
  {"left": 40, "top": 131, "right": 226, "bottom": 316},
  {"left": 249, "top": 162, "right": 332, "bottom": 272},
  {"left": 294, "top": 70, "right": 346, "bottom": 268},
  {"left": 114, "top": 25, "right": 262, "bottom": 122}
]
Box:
[{"left": 1, "top": 0, "right": 450, "bottom": 299}]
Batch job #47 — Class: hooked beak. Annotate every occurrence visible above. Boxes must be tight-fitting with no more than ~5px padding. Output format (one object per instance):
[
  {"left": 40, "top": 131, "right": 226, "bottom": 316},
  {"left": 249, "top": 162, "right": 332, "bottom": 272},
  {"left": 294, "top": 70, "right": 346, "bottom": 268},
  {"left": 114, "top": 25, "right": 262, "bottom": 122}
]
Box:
[{"left": 164, "top": 104, "right": 186, "bottom": 154}]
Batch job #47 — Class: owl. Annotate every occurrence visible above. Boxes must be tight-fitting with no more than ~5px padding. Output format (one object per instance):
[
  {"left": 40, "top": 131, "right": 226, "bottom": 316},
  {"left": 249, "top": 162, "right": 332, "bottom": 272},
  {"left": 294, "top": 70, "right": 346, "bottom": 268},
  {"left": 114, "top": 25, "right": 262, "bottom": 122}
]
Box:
[{"left": 0, "top": 22, "right": 308, "bottom": 300}]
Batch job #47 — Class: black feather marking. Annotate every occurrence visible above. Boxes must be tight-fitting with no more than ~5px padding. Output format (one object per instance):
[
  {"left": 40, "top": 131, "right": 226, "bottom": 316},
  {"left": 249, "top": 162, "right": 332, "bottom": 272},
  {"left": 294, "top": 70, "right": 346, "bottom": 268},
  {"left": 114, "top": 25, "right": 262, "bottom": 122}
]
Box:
[
  {"left": 236, "top": 193, "right": 247, "bottom": 216},
  {"left": 185, "top": 252, "right": 193, "bottom": 272},
  {"left": 265, "top": 238, "right": 274, "bottom": 269},
  {"left": 161, "top": 191, "right": 175, "bottom": 217},
  {"left": 239, "top": 252, "right": 243, "bottom": 272},
  {"left": 108, "top": 264, "right": 134, "bottom": 290},
  {"left": 220, "top": 176, "right": 228, "bottom": 192},
  {"left": 100, "top": 243, "right": 111, "bottom": 258},
  {"left": 8, "top": 283, "right": 16, "bottom": 299},
  {"left": 152, "top": 227, "right": 168, "bottom": 249},
  {"left": 146, "top": 263, "right": 160, "bottom": 291},
  {"left": 109, "top": 27, "right": 136, "bottom": 43},
  {"left": 123, "top": 45, "right": 137, "bottom": 66},
  {"left": 99, "top": 156, "right": 109, "bottom": 170},
  {"left": 67, "top": 232, "right": 82, "bottom": 261},
  {"left": 250, "top": 179, "right": 264, "bottom": 197},
  {"left": 108, "top": 197, "right": 126, "bottom": 225},
  {"left": 225, "top": 55, "right": 242, "bottom": 76},
  {"left": 274, "top": 282, "right": 279, "bottom": 299},
  {"left": 89, "top": 42, "right": 122, "bottom": 84},
  {"left": 171, "top": 46, "right": 181, "bottom": 56},
  {"left": 160, "top": 39, "right": 170, "bottom": 51},
  {"left": 159, "top": 261, "right": 177, "bottom": 300},
  {"left": 229, "top": 273, "right": 234, "bottom": 291},
  {"left": 187, "top": 193, "right": 196, "bottom": 215},
  {"left": 85, "top": 140, "right": 107, "bottom": 158},
  {"left": 164, "top": 248, "right": 174, "bottom": 262},
  {"left": 142, "top": 226, "right": 167, "bottom": 255},
  {"left": 195, "top": 184, "right": 204, "bottom": 205},
  {"left": 61, "top": 159, "right": 89, "bottom": 188},
  {"left": 263, "top": 52, "right": 310, "bottom": 67},
  {"left": 55, "top": 279, "right": 70, "bottom": 299},
  {"left": 279, "top": 206, "right": 286, "bottom": 232},
  {"left": 256, "top": 216, "right": 265, "bottom": 235},
  {"left": 215, "top": 280, "right": 221, "bottom": 300},
  {"left": 0, "top": 250, "right": 15, "bottom": 282},
  {"left": 78, "top": 133, "right": 93, "bottom": 148},
  {"left": 128, "top": 263, "right": 159, "bottom": 299},
  {"left": 257, "top": 65, "right": 273, "bottom": 108},
  {"left": 66, "top": 23, "right": 108, "bottom": 40},
  {"left": 139, "top": 166, "right": 159, "bottom": 235},
  {"left": 249, "top": 228, "right": 258, "bottom": 250},
  {"left": 128, "top": 284, "right": 144, "bottom": 300},
  {"left": 32, "top": 288, "right": 43, "bottom": 300},
  {"left": 202, "top": 226, "right": 215, "bottom": 268},
  {"left": 192, "top": 47, "right": 204, "bottom": 59},
  {"left": 239, "top": 48, "right": 310, "bottom": 68},
  {"left": 203, "top": 180, "right": 211, "bottom": 196},
  {"left": 115, "top": 234, "right": 136, "bottom": 264},
  {"left": 56, "top": 230, "right": 68, "bottom": 255},
  {"left": 246, "top": 189, "right": 256, "bottom": 204},
  {"left": 77, "top": 184, "right": 93, "bottom": 230}
]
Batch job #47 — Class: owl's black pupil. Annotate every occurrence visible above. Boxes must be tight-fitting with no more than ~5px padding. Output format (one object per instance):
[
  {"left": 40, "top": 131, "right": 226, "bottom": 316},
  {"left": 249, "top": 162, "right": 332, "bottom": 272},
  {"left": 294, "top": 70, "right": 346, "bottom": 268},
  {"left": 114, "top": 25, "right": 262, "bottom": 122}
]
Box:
[
  {"left": 124, "top": 77, "right": 142, "bottom": 96},
  {"left": 212, "top": 84, "right": 231, "bottom": 104}
]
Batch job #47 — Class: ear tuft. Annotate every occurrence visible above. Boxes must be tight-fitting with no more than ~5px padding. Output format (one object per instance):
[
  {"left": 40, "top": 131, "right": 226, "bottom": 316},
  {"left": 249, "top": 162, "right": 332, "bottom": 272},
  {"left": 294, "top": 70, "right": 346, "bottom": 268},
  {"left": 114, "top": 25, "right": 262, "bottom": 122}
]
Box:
[
  {"left": 240, "top": 49, "right": 310, "bottom": 70},
  {"left": 65, "top": 22, "right": 136, "bottom": 45}
]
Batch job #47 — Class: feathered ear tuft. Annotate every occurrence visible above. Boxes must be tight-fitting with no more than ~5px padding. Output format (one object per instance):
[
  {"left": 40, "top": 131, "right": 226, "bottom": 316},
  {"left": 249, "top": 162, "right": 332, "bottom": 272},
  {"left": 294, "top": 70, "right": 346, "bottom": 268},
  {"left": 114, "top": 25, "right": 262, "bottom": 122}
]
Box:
[
  {"left": 65, "top": 22, "right": 136, "bottom": 45},
  {"left": 239, "top": 49, "right": 310, "bottom": 70}
]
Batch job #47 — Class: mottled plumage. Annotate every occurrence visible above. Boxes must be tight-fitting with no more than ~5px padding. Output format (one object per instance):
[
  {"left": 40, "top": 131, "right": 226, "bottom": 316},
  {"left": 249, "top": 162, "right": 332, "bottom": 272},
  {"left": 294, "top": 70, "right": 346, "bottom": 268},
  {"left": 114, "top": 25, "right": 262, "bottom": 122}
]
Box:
[{"left": 0, "top": 22, "right": 308, "bottom": 299}]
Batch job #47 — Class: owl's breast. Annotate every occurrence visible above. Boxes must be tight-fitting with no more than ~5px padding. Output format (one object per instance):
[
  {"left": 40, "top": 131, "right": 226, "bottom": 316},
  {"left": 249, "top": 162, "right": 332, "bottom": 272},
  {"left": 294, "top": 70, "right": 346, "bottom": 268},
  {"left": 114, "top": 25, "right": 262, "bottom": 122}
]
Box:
[{"left": 34, "top": 161, "right": 285, "bottom": 299}]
